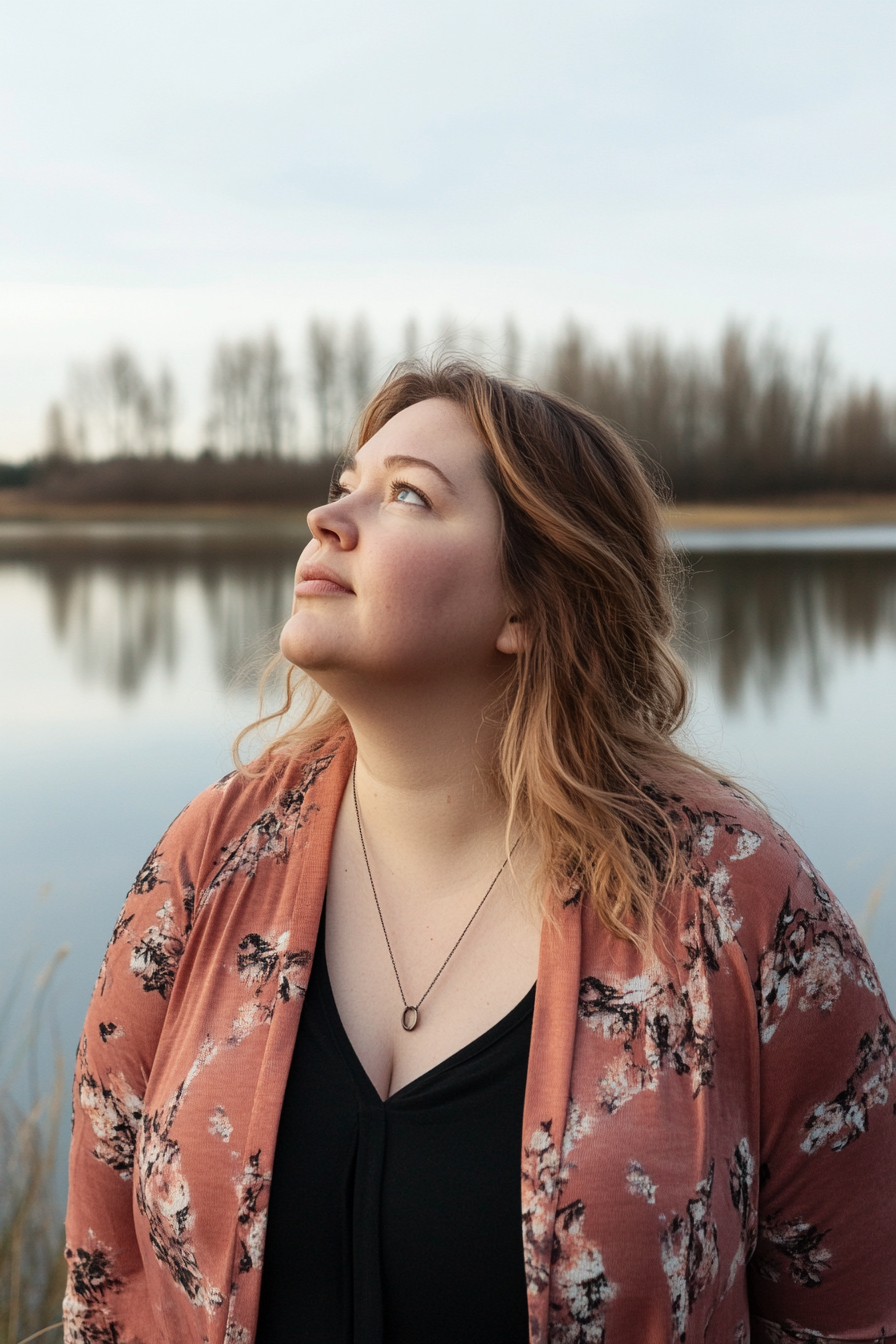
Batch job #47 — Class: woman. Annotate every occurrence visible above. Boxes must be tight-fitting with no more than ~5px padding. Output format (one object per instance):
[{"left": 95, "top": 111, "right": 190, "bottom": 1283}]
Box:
[{"left": 65, "top": 362, "right": 896, "bottom": 1343}]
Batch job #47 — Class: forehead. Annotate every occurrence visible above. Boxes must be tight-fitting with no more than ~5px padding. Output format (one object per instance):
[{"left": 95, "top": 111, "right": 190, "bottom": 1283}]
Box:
[{"left": 357, "top": 397, "right": 483, "bottom": 470}]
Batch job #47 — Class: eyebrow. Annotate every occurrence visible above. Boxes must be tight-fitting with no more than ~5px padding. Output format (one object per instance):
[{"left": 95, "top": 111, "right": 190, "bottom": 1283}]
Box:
[{"left": 341, "top": 453, "right": 459, "bottom": 496}]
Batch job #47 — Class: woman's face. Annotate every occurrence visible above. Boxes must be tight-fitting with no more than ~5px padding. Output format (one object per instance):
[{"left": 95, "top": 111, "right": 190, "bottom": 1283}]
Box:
[{"left": 280, "top": 397, "right": 517, "bottom": 691}]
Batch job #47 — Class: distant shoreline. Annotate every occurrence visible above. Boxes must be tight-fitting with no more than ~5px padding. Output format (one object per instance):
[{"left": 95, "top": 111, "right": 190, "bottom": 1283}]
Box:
[
  {"left": 3, "top": 489, "right": 896, "bottom": 530},
  {"left": 667, "top": 495, "right": 896, "bottom": 530}
]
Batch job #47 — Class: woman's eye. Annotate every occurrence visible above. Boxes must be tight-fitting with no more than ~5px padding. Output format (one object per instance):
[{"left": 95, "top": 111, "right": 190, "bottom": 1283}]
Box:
[{"left": 394, "top": 484, "right": 428, "bottom": 507}]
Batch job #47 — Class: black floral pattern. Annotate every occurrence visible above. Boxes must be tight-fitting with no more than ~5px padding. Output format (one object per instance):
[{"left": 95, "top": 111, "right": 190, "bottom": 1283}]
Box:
[
  {"left": 63, "top": 1241, "right": 124, "bottom": 1344},
  {"left": 724, "top": 1138, "right": 757, "bottom": 1294},
  {"left": 579, "top": 971, "right": 714, "bottom": 1111},
  {"left": 129, "top": 898, "right": 186, "bottom": 998},
  {"left": 235, "top": 1150, "right": 269, "bottom": 1273},
  {"left": 754, "top": 1215, "right": 831, "bottom": 1287},
  {"left": 550, "top": 1195, "right": 616, "bottom": 1343},
  {"left": 66, "top": 1244, "right": 122, "bottom": 1304},
  {"left": 801, "top": 1019, "right": 895, "bottom": 1154},
  {"left": 755, "top": 1323, "right": 848, "bottom": 1344},
  {"left": 660, "top": 1161, "right": 719, "bottom": 1342},
  {"left": 726, "top": 1140, "right": 755, "bottom": 1248},
  {"left": 755, "top": 882, "right": 880, "bottom": 1045},
  {"left": 198, "top": 753, "right": 336, "bottom": 913},
  {"left": 76, "top": 1036, "right": 142, "bottom": 1175},
  {"left": 132, "top": 846, "right": 164, "bottom": 896},
  {"left": 522, "top": 1117, "right": 616, "bottom": 1344},
  {"left": 135, "top": 1085, "right": 223, "bottom": 1310},
  {"left": 522, "top": 1120, "right": 563, "bottom": 1303}
]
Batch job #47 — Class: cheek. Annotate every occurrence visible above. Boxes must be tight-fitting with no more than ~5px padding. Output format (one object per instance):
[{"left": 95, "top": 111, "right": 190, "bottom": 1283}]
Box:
[{"left": 372, "top": 539, "right": 504, "bottom": 634}]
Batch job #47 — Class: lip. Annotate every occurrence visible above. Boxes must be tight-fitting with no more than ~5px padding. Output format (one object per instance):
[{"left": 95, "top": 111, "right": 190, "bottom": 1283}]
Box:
[{"left": 295, "top": 563, "right": 353, "bottom": 597}]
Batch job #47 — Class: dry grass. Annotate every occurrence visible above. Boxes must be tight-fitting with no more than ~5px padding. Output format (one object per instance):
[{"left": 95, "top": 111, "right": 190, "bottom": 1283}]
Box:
[{"left": 0, "top": 950, "right": 69, "bottom": 1344}]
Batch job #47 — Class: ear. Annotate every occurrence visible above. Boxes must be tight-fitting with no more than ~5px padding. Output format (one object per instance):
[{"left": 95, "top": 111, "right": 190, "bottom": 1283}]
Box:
[{"left": 496, "top": 614, "right": 527, "bottom": 655}]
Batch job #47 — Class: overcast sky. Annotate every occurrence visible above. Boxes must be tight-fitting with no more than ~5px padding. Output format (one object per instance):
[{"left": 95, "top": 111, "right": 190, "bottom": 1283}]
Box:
[{"left": 1, "top": 0, "right": 894, "bottom": 457}]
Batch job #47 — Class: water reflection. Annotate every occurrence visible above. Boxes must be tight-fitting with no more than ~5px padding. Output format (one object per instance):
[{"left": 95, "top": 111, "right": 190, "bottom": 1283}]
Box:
[
  {"left": 681, "top": 550, "right": 896, "bottom": 708},
  {"left": 1, "top": 524, "right": 303, "bottom": 696},
  {"left": 3, "top": 526, "right": 896, "bottom": 706},
  {"left": 46, "top": 565, "right": 180, "bottom": 693}
]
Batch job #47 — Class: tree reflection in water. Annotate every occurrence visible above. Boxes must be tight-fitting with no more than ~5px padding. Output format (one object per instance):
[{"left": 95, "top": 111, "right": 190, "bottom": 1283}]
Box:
[
  {"left": 3, "top": 525, "right": 304, "bottom": 697},
  {"left": 680, "top": 550, "right": 896, "bottom": 708},
  {"left": 46, "top": 562, "right": 180, "bottom": 694},
  {"left": 4, "top": 529, "right": 896, "bottom": 708}
]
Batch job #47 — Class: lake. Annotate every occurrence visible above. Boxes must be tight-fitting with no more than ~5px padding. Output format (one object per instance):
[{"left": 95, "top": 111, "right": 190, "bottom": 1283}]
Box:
[{"left": 2, "top": 520, "right": 895, "bottom": 1091}]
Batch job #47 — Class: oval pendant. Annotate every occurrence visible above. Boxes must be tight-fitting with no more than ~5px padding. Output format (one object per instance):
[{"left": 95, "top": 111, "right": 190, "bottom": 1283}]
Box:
[{"left": 401, "top": 1005, "right": 419, "bottom": 1032}]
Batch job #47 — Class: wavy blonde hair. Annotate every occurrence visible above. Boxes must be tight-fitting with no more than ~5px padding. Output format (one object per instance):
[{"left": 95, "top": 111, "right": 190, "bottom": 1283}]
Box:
[{"left": 235, "top": 359, "right": 720, "bottom": 946}]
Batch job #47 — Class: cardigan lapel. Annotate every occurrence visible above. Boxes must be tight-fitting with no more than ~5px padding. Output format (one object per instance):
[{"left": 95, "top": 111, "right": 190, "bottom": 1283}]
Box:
[
  {"left": 521, "top": 892, "right": 583, "bottom": 1344},
  {"left": 223, "top": 735, "right": 356, "bottom": 1343}
]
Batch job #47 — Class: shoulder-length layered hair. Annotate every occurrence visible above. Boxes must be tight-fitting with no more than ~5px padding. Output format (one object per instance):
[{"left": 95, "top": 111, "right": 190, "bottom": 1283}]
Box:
[{"left": 236, "top": 360, "right": 719, "bottom": 946}]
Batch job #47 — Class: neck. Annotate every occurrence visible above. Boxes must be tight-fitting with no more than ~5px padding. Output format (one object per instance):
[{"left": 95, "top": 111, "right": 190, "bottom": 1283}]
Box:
[{"left": 338, "top": 675, "right": 512, "bottom": 874}]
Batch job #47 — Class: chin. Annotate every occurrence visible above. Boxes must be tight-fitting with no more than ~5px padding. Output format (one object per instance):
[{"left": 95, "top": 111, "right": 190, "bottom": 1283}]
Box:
[
  {"left": 280, "top": 636, "right": 319, "bottom": 672},
  {"left": 280, "top": 613, "right": 332, "bottom": 665},
  {"left": 280, "top": 628, "right": 349, "bottom": 681}
]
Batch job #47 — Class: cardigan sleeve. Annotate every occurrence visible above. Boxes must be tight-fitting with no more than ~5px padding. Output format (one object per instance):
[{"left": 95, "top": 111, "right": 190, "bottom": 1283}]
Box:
[
  {"left": 746, "top": 846, "right": 896, "bottom": 1342},
  {"left": 63, "top": 783, "right": 222, "bottom": 1344}
]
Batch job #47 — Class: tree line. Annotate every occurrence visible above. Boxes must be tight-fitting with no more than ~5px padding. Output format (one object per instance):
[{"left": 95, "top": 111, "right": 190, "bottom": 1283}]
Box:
[
  {"left": 40, "top": 319, "right": 381, "bottom": 463},
  {"left": 35, "top": 317, "right": 896, "bottom": 500},
  {"left": 548, "top": 324, "right": 896, "bottom": 498}
]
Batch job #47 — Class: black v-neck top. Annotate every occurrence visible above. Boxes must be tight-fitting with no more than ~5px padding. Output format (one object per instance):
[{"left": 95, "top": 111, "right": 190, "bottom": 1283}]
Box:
[{"left": 256, "top": 910, "right": 535, "bottom": 1344}]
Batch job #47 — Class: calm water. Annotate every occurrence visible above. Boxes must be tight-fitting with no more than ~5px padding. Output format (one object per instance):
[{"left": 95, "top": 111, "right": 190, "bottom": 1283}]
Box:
[{"left": 2, "top": 521, "right": 896, "bottom": 1082}]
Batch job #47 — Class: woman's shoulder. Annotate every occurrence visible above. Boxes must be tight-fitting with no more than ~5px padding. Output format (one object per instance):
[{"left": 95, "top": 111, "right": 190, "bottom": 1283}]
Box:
[
  {"left": 657, "top": 776, "right": 878, "bottom": 1001},
  {"left": 148, "top": 731, "right": 354, "bottom": 889}
]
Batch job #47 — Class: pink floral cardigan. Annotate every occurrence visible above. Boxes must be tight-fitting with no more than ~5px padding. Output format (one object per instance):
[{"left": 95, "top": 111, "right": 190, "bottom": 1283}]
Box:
[{"left": 65, "top": 733, "right": 896, "bottom": 1342}]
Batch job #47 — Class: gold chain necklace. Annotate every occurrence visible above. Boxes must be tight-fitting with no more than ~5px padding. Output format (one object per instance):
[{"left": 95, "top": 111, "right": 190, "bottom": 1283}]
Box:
[{"left": 352, "top": 763, "right": 519, "bottom": 1031}]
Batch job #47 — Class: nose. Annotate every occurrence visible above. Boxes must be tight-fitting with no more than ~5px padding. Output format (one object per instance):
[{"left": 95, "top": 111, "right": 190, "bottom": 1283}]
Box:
[{"left": 306, "top": 497, "right": 358, "bottom": 549}]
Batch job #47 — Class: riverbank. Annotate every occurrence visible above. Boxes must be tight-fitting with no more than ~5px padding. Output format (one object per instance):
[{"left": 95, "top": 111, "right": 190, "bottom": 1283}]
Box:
[
  {"left": 667, "top": 494, "right": 896, "bottom": 530},
  {"left": 4, "top": 489, "right": 896, "bottom": 529},
  {"left": 0, "top": 491, "right": 309, "bottom": 523}
]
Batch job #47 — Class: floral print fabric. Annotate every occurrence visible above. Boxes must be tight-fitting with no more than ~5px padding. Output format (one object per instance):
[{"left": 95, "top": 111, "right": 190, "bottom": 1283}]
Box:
[{"left": 65, "top": 736, "right": 896, "bottom": 1342}]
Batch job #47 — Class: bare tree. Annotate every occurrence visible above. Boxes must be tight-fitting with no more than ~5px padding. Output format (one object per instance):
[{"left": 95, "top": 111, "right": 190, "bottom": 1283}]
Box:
[
  {"left": 403, "top": 317, "right": 421, "bottom": 361},
  {"left": 104, "top": 347, "right": 150, "bottom": 455},
  {"left": 625, "top": 335, "right": 675, "bottom": 456},
  {"left": 256, "top": 333, "right": 292, "bottom": 457},
  {"left": 206, "top": 334, "right": 292, "bottom": 457},
  {"left": 802, "top": 334, "right": 832, "bottom": 458},
  {"left": 59, "top": 347, "right": 164, "bottom": 457},
  {"left": 502, "top": 318, "right": 523, "bottom": 377},
  {"left": 825, "top": 386, "right": 894, "bottom": 490},
  {"left": 308, "top": 319, "right": 341, "bottom": 455},
  {"left": 207, "top": 342, "right": 255, "bottom": 457},
  {"left": 548, "top": 321, "right": 590, "bottom": 406},
  {"left": 346, "top": 317, "right": 375, "bottom": 416},
  {"left": 43, "top": 402, "right": 76, "bottom": 459},
  {"left": 754, "top": 339, "right": 800, "bottom": 489},
  {"left": 672, "top": 347, "right": 712, "bottom": 495},
  {"left": 715, "top": 325, "right": 755, "bottom": 476},
  {"left": 153, "top": 367, "right": 179, "bottom": 455}
]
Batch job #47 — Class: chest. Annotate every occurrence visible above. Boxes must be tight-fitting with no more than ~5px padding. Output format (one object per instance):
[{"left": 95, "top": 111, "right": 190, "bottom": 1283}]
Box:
[
  {"left": 256, "top": 926, "right": 535, "bottom": 1343},
  {"left": 323, "top": 827, "right": 541, "bottom": 1100}
]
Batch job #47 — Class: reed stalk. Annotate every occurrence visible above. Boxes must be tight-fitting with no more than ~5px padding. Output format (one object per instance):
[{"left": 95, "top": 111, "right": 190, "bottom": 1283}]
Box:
[{"left": 0, "top": 949, "right": 68, "bottom": 1344}]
